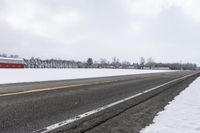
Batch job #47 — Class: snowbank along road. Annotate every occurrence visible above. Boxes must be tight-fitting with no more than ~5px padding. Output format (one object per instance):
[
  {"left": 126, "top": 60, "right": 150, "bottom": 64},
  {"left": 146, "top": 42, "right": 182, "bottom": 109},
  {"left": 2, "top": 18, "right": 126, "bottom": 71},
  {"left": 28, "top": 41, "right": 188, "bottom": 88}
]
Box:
[{"left": 141, "top": 74, "right": 200, "bottom": 133}]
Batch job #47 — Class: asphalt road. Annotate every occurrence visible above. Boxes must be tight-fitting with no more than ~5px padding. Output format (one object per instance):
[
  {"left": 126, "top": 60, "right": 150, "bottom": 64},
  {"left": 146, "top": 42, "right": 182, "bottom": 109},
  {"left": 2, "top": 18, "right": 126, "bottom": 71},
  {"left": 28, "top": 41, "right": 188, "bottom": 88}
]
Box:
[{"left": 0, "top": 71, "right": 196, "bottom": 133}]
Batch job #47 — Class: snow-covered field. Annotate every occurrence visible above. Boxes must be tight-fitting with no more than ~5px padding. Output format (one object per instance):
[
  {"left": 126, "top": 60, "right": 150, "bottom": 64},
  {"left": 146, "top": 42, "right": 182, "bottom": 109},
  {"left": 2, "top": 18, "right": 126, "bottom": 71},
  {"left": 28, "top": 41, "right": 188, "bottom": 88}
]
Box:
[
  {"left": 141, "top": 77, "right": 200, "bottom": 133},
  {"left": 0, "top": 69, "right": 172, "bottom": 84}
]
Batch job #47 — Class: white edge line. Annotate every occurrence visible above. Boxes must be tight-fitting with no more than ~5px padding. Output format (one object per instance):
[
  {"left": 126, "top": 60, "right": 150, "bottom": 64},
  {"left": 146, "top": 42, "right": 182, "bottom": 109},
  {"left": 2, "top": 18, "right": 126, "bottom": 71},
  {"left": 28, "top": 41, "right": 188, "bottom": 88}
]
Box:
[{"left": 32, "top": 73, "right": 197, "bottom": 133}]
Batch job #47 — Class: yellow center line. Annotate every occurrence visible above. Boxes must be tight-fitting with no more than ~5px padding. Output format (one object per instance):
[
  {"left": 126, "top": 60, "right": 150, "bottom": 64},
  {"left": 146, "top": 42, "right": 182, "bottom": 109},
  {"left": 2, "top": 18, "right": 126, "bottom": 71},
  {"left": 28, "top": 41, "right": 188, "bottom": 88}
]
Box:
[
  {"left": 0, "top": 83, "right": 93, "bottom": 97},
  {"left": 0, "top": 80, "right": 117, "bottom": 97}
]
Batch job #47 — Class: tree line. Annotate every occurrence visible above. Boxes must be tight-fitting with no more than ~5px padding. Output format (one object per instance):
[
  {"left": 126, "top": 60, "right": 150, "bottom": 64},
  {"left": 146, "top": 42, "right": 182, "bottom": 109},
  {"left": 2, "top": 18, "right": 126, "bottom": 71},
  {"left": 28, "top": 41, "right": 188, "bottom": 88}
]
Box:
[{"left": 0, "top": 53, "right": 198, "bottom": 70}]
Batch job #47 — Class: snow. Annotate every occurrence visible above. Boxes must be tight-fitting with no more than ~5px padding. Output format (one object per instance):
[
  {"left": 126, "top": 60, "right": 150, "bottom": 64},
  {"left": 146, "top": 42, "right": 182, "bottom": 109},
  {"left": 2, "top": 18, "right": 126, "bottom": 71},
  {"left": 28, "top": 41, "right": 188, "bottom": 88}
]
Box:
[
  {"left": 0, "top": 69, "right": 171, "bottom": 84},
  {"left": 140, "top": 76, "right": 200, "bottom": 133},
  {"left": 0, "top": 57, "right": 23, "bottom": 61}
]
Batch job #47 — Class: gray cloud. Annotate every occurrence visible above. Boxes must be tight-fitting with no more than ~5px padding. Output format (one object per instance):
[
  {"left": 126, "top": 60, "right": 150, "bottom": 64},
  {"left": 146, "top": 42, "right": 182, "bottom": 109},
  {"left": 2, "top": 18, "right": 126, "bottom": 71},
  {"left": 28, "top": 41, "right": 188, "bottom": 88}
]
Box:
[{"left": 0, "top": 0, "right": 200, "bottom": 65}]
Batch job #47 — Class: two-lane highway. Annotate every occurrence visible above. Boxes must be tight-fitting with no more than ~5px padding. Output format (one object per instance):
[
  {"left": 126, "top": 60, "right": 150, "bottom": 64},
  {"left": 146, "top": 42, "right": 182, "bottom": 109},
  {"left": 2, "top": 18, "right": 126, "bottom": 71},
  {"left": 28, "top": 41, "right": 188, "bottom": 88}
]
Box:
[{"left": 0, "top": 71, "right": 197, "bottom": 133}]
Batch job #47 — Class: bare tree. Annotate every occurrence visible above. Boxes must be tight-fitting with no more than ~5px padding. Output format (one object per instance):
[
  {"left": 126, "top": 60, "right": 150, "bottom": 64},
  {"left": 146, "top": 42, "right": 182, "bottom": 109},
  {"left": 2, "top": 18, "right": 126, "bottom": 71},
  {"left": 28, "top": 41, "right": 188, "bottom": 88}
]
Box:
[
  {"left": 140, "top": 57, "right": 145, "bottom": 69},
  {"left": 112, "top": 57, "right": 120, "bottom": 68},
  {"left": 146, "top": 57, "right": 154, "bottom": 69},
  {"left": 100, "top": 58, "right": 109, "bottom": 68}
]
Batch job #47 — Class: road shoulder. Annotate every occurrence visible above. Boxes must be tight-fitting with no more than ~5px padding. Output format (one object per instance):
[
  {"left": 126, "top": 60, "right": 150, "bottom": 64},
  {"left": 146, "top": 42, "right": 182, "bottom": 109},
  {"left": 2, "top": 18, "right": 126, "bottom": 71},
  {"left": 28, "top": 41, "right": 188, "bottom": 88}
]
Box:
[{"left": 64, "top": 74, "right": 199, "bottom": 133}]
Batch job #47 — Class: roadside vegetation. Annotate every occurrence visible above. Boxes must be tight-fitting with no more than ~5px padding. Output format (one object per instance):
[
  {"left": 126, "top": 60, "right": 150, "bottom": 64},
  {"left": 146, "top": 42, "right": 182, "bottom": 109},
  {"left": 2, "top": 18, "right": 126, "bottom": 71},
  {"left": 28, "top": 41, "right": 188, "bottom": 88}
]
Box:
[{"left": 0, "top": 53, "right": 197, "bottom": 70}]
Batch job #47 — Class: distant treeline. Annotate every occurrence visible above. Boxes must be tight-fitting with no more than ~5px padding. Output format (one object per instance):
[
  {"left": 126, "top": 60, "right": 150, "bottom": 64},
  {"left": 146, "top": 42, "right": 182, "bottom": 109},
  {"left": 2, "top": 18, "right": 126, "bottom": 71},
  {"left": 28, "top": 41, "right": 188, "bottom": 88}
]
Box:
[{"left": 0, "top": 53, "right": 198, "bottom": 70}]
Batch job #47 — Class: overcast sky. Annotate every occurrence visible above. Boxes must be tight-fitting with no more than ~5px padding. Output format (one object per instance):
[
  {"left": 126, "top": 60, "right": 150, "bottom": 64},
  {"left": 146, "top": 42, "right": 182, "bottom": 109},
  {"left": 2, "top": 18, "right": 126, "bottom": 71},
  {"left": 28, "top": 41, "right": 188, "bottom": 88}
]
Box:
[{"left": 0, "top": 0, "right": 200, "bottom": 65}]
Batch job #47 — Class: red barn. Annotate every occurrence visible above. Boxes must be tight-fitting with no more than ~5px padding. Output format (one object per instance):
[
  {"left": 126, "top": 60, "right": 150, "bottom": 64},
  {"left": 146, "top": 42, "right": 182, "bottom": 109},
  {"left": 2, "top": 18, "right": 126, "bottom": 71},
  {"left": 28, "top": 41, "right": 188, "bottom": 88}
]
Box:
[{"left": 0, "top": 57, "right": 26, "bottom": 68}]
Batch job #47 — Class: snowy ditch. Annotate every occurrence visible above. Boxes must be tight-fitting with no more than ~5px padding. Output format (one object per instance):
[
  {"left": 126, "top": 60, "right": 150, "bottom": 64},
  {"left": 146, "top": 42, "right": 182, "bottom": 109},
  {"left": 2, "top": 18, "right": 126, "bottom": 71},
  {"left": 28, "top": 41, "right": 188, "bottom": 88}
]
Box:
[{"left": 140, "top": 76, "right": 200, "bottom": 133}]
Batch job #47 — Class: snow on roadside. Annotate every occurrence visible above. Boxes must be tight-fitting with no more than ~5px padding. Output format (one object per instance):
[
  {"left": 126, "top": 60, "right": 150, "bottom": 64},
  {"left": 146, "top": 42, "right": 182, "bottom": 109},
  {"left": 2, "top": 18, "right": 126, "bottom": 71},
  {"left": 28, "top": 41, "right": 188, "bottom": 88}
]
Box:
[
  {"left": 140, "top": 76, "right": 200, "bottom": 133},
  {"left": 0, "top": 69, "right": 171, "bottom": 84}
]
